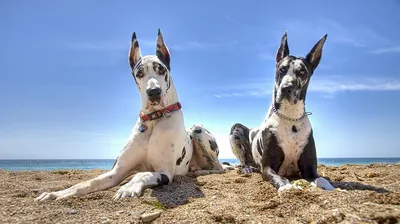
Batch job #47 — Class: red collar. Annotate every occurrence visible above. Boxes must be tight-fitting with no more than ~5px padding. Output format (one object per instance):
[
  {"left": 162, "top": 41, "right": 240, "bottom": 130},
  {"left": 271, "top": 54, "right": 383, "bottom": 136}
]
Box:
[{"left": 139, "top": 102, "right": 182, "bottom": 121}]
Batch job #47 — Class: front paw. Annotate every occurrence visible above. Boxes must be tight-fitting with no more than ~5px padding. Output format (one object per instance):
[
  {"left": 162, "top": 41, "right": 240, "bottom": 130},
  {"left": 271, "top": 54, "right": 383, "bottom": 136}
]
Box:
[
  {"left": 278, "top": 184, "right": 302, "bottom": 193},
  {"left": 34, "top": 191, "right": 70, "bottom": 202},
  {"left": 241, "top": 165, "right": 254, "bottom": 174},
  {"left": 314, "top": 177, "right": 335, "bottom": 190},
  {"left": 113, "top": 183, "right": 143, "bottom": 200}
]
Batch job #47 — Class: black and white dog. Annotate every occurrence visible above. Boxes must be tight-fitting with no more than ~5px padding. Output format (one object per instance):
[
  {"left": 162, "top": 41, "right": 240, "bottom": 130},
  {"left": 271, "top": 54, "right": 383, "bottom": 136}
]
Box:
[
  {"left": 229, "top": 31, "right": 334, "bottom": 192},
  {"left": 35, "top": 29, "right": 225, "bottom": 202}
]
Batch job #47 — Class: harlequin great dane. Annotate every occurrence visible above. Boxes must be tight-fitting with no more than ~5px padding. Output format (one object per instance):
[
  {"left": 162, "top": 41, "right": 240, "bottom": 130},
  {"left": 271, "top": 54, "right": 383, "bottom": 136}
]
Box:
[
  {"left": 229, "top": 31, "right": 335, "bottom": 192},
  {"left": 35, "top": 29, "right": 224, "bottom": 202}
]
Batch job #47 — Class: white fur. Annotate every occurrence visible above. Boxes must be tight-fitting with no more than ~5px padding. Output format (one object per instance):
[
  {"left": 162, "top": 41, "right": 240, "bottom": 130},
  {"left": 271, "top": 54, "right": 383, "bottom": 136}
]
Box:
[{"left": 35, "top": 34, "right": 223, "bottom": 202}]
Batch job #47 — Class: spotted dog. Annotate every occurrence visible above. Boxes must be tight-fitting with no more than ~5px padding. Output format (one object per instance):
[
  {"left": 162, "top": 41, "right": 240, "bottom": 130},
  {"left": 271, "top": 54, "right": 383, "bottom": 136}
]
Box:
[
  {"left": 35, "top": 29, "right": 224, "bottom": 202},
  {"left": 229, "top": 31, "right": 335, "bottom": 192}
]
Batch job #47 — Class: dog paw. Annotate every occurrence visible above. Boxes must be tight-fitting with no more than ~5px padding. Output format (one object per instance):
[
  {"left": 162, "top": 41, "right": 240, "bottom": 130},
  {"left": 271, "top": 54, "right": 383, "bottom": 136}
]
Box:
[
  {"left": 241, "top": 165, "right": 254, "bottom": 174},
  {"left": 222, "top": 164, "right": 235, "bottom": 171},
  {"left": 278, "top": 184, "right": 302, "bottom": 193},
  {"left": 242, "top": 167, "right": 253, "bottom": 174},
  {"left": 314, "top": 177, "right": 335, "bottom": 190},
  {"left": 113, "top": 183, "right": 143, "bottom": 200},
  {"left": 34, "top": 191, "right": 69, "bottom": 202}
]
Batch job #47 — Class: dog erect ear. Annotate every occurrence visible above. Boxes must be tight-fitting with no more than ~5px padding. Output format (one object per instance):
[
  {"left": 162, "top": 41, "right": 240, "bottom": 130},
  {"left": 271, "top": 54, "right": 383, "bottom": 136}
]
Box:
[
  {"left": 129, "top": 32, "right": 142, "bottom": 69},
  {"left": 276, "top": 31, "right": 289, "bottom": 63},
  {"left": 156, "top": 29, "right": 171, "bottom": 71},
  {"left": 306, "top": 34, "right": 328, "bottom": 71}
]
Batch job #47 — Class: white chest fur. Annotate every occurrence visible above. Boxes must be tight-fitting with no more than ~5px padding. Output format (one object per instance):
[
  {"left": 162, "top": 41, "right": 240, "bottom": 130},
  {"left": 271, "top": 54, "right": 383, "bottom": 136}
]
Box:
[{"left": 274, "top": 115, "right": 312, "bottom": 176}]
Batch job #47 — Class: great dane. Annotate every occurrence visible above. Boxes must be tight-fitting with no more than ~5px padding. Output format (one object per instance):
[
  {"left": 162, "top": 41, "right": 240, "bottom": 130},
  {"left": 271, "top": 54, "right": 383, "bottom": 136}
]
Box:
[
  {"left": 35, "top": 29, "right": 224, "bottom": 202},
  {"left": 229, "top": 31, "right": 335, "bottom": 192}
]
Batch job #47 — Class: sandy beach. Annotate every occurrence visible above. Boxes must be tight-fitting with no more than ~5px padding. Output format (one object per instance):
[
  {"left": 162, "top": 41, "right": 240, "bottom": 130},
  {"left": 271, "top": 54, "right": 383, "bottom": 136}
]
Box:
[{"left": 1, "top": 164, "right": 399, "bottom": 224}]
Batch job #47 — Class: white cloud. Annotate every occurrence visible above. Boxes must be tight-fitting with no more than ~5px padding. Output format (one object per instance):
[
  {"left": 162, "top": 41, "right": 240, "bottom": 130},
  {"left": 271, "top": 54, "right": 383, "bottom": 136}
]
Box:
[
  {"left": 224, "top": 15, "right": 256, "bottom": 29},
  {"left": 214, "top": 76, "right": 400, "bottom": 98},
  {"left": 370, "top": 46, "right": 400, "bottom": 54}
]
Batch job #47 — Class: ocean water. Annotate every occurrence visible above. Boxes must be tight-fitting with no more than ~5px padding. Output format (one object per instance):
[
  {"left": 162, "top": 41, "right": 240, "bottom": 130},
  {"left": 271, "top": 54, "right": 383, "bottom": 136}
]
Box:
[{"left": 0, "top": 158, "right": 399, "bottom": 171}]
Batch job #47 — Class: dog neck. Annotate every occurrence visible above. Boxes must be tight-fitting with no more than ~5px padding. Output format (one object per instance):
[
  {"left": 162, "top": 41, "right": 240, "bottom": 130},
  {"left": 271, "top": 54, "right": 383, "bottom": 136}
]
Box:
[
  {"left": 273, "top": 100, "right": 306, "bottom": 121},
  {"left": 268, "top": 87, "right": 307, "bottom": 122}
]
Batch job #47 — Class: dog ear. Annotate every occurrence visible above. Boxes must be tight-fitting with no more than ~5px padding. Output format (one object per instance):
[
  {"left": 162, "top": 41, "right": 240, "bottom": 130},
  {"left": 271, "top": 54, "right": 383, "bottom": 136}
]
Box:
[
  {"left": 156, "top": 28, "right": 171, "bottom": 70},
  {"left": 306, "top": 34, "right": 327, "bottom": 71},
  {"left": 129, "top": 32, "right": 142, "bottom": 69},
  {"left": 276, "top": 31, "right": 289, "bottom": 63}
]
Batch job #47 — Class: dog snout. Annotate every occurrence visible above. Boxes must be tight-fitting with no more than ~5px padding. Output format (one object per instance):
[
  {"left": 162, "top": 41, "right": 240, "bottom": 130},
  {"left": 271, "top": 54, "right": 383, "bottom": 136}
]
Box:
[
  {"left": 147, "top": 87, "right": 161, "bottom": 97},
  {"left": 147, "top": 87, "right": 162, "bottom": 101},
  {"left": 281, "top": 84, "right": 295, "bottom": 96}
]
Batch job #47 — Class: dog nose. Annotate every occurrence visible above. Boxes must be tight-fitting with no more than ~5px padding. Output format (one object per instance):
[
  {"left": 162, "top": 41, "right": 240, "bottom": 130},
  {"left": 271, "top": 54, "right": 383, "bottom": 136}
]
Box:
[
  {"left": 147, "top": 87, "right": 161, "bottom": 98},
  {"left": 281, "top": 84, "right": 295, "bottom": 95}
]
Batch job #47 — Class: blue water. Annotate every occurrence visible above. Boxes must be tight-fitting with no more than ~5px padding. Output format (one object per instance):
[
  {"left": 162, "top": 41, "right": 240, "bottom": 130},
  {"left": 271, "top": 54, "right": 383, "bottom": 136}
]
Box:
[{"left": 0, "top": 158, "right": 398, "bottom": 171}]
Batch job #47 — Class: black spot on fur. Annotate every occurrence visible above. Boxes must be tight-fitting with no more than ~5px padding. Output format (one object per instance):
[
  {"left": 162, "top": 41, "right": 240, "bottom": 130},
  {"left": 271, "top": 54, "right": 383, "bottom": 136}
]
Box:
[
  {"left": 261, "top": 133, "right": 285, "bottom": 174},
  {"left": 186, "top": 161, "right": 189, "bottom": 165},
  {"left": 292, "top": 125, "right": 297, "bottom": 133},
  {"left": 176, "top": 147, "right": 187, "bottom": 166},
  {"left": 209, "top": 140, "right": 218, "bottom": 153},
  {"left": 257, "top": 139, "right": 263, "bottom": 156},
  {"left": 156, "top": 174, "right": 169, "bottom": 186},
  {"left": 297, "top": 130, "right": 318, "bottom": 181},
  {"left": 176, "top": 158, "right": 182, "bottom": 166}
]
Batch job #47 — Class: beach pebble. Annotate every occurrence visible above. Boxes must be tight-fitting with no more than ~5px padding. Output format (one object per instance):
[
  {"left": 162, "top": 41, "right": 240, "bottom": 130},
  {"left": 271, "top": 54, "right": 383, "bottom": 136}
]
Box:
[
  {"left": 332, "top": 208, "right": 345, "bottom": 221},
  {"left": 140, "top": 211, "right": 161, "bottom": 223},
  {"left": 101, "top": 219, "right": 111, "bottom": 224},
  {"left": 70, "top": 209, "right": 78, "bottom": 215},
  {"left": 211, "top": 196, "right": 217, "bottom": 199},
  {"left": 130, "top": 209, "right": 145, "bottom": 217},
  {"left": 116, "top": 210, "right": 125, "bottom": 215}
]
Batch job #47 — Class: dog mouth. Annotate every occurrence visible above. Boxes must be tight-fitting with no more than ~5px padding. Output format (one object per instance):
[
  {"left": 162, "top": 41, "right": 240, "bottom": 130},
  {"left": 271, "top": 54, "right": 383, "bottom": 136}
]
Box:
[
  {"left": 277, "top": 94, "right": 299, "bottom": 105},
  {"left": 149, "top": 97, "right": 161, "bottom": 104},
  {"left": 146, "top": 97, "right": 164, "bottom": 109}
]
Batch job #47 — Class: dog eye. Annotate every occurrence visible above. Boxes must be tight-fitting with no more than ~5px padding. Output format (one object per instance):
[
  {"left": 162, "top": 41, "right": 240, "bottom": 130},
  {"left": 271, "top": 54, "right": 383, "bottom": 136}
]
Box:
[
  {"left": 135, "top": 70, "right": 144, "bottom": 78},
  {"left": 158, "top": 68, "right": 165, "bottom": 76},
  {"left": 279, "top": 67, "right": 287, "bottom": 73}
]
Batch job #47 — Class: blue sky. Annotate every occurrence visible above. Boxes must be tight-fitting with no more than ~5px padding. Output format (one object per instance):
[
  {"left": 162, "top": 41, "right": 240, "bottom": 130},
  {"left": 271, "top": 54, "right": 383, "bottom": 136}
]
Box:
[{"left": 1, "top": 0, "right": 400, "bottom": 159}]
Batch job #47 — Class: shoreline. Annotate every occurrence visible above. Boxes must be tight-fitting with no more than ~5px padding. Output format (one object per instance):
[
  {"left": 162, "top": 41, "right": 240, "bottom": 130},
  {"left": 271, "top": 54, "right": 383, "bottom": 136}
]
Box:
[{"left": 1, "top": 164, "right": 399, "bottom": 223}]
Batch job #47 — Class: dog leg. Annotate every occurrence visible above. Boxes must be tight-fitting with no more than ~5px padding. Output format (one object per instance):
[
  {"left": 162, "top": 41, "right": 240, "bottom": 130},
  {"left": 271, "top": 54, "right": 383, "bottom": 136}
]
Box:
[
  {"left": 35, "top": 168, "right": 127, "bottom": 202},
  {"left": 298, "top": 131, "right": 335, "bottom": 190},
  {"left": 113, "top": 171, "right": 171, "bottom": 199},
  {"left": 35, "top": 128, "right": 147, "bottom": 202},
  {"left": 229, "top": 123, "right": 257, "bottom": 174},
  {"left": 262, "top": 167, "right": 301, "bottom": 192}
]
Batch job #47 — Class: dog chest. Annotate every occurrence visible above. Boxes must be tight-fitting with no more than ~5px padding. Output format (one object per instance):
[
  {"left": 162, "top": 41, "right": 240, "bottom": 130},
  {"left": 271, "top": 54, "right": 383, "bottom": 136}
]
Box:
[{"left": 275, "top": 120, "right": 311, "bottom": 176}]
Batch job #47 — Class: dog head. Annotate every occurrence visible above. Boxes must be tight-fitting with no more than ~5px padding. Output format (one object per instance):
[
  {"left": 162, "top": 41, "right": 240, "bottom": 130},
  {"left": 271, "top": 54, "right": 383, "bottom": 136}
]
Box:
[
  {"left": 274, "top": 31, "right": 327, "bottom": 105},
  {"left": 129, "top": 29, "right": 172, "bottom": 111},
  {"left": 190, "top": 124, "right": 219, "bottom": 157}
]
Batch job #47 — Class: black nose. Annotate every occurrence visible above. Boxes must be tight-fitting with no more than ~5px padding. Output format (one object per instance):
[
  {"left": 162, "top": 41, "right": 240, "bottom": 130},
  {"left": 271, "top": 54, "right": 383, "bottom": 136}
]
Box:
[
  {"left": 281, "top": 84, "right": 295, "bottom": 95},
  {"left": 147, "top": 87, "right": 161, "bottom": 98},
  {"left": 194, "top": 128, "right": 202, "bottom": 134}
]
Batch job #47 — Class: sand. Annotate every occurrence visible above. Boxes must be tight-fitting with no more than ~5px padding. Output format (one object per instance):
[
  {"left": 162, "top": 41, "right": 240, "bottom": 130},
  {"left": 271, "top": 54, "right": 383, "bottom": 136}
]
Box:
[{"left": 1, "top": 164, "right": 399, "bottom": 224}]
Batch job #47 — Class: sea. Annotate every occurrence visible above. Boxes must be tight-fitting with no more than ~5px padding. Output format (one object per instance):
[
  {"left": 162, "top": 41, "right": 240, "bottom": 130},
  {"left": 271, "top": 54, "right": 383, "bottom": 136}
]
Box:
[{"left": 0, "top": 158, "right": 399, "bottom": 171}]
